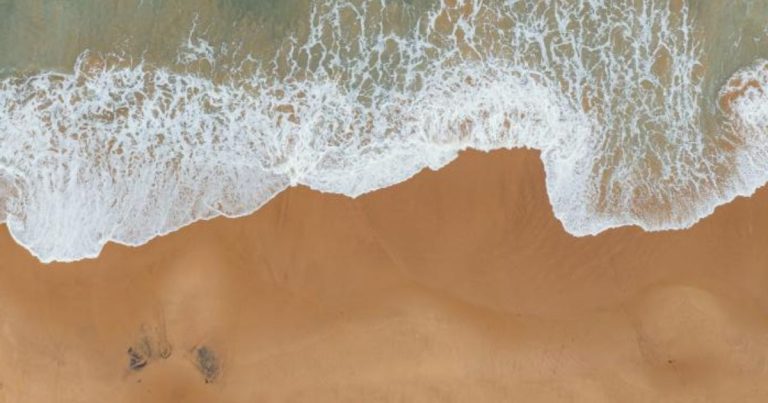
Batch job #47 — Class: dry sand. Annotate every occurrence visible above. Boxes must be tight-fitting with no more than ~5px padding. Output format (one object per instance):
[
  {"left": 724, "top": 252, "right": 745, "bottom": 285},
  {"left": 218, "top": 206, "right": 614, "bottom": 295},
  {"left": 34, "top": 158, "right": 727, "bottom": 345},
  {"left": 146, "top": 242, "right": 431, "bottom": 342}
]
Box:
[{"left": 1, "top": 149, "right": 768, "bottom": 402}]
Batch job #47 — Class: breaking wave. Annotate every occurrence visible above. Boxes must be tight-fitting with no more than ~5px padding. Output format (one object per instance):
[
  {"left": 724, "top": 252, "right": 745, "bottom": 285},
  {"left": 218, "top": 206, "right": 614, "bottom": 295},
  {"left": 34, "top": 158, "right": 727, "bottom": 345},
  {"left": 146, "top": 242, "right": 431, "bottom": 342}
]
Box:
[{"left": 0, "top": 0, "right": 766, "bottom": 262}]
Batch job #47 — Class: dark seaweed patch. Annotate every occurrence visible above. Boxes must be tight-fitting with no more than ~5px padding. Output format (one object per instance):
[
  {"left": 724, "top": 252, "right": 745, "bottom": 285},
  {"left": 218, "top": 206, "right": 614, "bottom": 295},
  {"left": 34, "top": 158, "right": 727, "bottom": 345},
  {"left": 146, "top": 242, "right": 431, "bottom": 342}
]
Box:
[
  {"left": 195, "top": 346, "right": 220, "bottom": 383},
  {"left": 127, "top": 336, "right": 153, "bottom": 371},
  {"left": 127, "top": 331, "right": 172, "bottom": 372},
  {"left": 127, "top": 347, "right": 148, "bottom": 371}
]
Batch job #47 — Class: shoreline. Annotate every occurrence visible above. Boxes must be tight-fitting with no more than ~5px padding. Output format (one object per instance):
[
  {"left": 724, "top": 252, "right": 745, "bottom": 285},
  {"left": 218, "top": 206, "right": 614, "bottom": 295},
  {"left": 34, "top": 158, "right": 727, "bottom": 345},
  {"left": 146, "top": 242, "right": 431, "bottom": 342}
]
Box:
[{"left": 6, "top": 0, "right": 768, "bottom": 264}]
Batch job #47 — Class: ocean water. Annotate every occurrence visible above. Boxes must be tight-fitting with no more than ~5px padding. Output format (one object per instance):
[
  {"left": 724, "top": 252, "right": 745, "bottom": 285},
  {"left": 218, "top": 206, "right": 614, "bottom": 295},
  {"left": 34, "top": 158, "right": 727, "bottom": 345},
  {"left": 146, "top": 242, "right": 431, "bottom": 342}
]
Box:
[{"left": 0, "top": 0, "right": 766, "bottom": 263}]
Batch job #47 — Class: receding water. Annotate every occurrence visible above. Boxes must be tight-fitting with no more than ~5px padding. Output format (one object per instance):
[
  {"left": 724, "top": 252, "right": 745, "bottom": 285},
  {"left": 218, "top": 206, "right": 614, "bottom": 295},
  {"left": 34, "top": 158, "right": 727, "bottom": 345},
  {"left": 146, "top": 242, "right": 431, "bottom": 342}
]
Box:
[{"left": 0, "top": 0, "right": 767, "bottom": 262}]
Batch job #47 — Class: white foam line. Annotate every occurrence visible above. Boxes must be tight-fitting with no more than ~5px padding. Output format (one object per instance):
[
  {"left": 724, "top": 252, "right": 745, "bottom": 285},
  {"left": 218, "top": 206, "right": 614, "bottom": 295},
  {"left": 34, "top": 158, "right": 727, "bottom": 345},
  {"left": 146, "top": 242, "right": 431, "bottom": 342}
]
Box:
[{"left": 0, "top": 0, "right": 765, "bottom": 263}]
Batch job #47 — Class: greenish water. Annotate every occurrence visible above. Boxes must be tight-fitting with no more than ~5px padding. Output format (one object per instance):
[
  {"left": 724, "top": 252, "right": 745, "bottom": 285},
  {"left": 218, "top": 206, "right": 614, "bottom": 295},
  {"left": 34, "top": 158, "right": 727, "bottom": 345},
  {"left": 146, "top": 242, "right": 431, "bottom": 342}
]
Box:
[
  {"left": 693, "top": 0, "right": 768, "bottom": 111},
  {"left": 1, "top": 1, "right": 766, "bottom": 84},
  {"left": 0, "top": 0, "right": 302, "bottom": 73}
]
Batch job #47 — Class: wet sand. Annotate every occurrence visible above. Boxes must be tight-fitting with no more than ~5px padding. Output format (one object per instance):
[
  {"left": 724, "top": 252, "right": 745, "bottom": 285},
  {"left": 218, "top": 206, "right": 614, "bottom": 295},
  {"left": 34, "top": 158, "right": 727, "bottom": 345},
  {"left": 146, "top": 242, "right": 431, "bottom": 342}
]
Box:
[{"left": 0, "top": 149, "right": 767, "bottom": 402}]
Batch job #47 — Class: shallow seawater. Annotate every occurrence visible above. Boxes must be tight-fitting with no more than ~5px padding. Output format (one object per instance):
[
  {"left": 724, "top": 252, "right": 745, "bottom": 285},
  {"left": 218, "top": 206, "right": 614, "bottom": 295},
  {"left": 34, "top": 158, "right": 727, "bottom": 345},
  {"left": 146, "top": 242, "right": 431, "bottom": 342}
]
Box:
[{"left": 0, "top": 0, "right": 767, "bottom": 262}]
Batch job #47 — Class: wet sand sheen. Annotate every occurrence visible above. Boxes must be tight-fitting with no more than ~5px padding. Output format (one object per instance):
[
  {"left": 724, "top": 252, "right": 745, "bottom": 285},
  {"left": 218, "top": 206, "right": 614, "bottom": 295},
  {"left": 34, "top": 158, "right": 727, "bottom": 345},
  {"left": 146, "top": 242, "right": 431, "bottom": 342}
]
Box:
[{"left": 1, "top": 149, "right": 768, "bottom": 402}]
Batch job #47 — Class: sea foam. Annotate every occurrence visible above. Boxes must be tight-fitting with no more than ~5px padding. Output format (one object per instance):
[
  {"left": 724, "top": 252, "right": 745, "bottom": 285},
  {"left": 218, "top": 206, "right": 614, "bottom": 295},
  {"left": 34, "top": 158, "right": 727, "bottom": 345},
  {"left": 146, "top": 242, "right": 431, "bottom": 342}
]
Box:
[{"left": 0, "top": 0, "right": 765, "bottom": 262}]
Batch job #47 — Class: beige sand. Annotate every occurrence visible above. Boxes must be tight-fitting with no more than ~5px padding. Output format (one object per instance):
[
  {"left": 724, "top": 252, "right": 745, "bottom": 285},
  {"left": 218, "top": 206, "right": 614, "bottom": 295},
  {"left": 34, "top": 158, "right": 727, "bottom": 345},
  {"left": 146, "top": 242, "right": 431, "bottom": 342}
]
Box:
[{"left": 1, "top": 149, "right": 767, "bottom": 402}]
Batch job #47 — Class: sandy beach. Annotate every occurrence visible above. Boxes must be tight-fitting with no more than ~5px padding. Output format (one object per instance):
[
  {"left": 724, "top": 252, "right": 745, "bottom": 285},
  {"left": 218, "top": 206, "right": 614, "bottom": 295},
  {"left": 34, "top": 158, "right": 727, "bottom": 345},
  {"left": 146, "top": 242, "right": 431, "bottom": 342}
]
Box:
[{"left": 1, "top": 149, "right": 767, "bottom": 402}]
